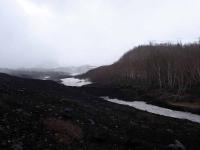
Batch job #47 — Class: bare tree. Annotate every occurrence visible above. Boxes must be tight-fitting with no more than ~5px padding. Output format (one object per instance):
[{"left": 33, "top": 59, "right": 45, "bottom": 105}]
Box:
[{"left": 84, "top": 43, "right": 200, "bottom": 92}]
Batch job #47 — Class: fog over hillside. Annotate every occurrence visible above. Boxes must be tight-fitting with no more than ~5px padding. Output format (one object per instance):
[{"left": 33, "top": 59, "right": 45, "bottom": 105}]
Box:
[
  {"left": 0, "top": 65, "right": 95, "bottom": 81},
  {"left": 1, "top": 1, "right": 200, "bottom": 149},
  {"left": 1, "top": 0, "right": 200, "bottom": 68}
]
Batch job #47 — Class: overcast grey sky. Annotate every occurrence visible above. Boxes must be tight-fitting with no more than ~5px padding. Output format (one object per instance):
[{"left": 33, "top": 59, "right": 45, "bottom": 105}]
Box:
[{"left": 0, "top": 0, "right": 200, "bottom": 68}]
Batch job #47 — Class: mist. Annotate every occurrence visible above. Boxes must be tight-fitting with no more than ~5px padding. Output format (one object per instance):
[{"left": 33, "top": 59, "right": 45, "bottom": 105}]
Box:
[{"left": 1, "top": 0, "right": 200, "bottom": 68}]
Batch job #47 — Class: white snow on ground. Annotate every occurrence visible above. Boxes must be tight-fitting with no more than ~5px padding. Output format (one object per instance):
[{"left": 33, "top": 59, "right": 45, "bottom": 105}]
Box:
[
  {"left": 61, "top": 78, "right": 92, "bottom": 87},
  {"left": 43, "top": 76, "right": 50, "bottom": 80},
  {"left": 102, "top": 97, "right": 200, "bottom": 124}
]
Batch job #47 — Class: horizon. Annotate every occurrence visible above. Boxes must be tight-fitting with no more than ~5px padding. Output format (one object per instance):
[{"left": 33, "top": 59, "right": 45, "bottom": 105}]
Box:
[{"left": 1, "top": 41, "right": 199, "bottom": 70}]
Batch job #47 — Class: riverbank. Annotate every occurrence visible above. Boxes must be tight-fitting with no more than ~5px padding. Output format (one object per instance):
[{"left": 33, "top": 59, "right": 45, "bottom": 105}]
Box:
[
  {"left": 102, "top": 97, "right": 200, "bottom": 124},
  {"left": 76, "top": 84, "right": 200, "bottom": 115}
]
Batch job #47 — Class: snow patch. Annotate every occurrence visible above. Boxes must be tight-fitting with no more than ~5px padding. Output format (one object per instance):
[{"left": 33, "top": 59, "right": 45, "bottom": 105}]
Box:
[
  {"left": 102, "top": 97, "right": 200, "bottom": 124},
  {"left": 61, "top": 78, "right": 92, "bottom": 87},
  {"left": 43, "top": 76, "right": 50, "bottom": 80}
]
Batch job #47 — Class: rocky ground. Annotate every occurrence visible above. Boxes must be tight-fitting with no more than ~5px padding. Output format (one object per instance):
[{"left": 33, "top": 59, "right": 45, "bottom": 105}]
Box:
[{"left": 0, "top": 73, "right": 200, "bottom": 150}]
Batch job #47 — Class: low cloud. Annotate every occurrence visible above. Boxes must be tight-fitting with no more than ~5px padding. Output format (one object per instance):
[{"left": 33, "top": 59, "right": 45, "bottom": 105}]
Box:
[{"left": 0, "top": 0, "right": 200, "bottom": 68}]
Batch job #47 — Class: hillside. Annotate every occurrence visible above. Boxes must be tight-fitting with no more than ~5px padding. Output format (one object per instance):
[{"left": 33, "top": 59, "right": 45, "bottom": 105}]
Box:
[
  {"left": 83, "top": 43, "right": 200, "bottom": 91},
  {"left": 0, "top": 68, "right": 70, "bottom": 81},
  {"left": 1, "top": 73, "right": 200, "bottom": 149}
]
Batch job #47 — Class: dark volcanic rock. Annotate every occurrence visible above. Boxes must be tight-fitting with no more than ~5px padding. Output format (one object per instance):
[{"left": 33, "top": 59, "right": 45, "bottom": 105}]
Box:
[
  {"left": 0, "top": 73, "right": 200, "bottom": 150},
  {"left": 167, "top": 140, "right": 186, "bottom": 150}
]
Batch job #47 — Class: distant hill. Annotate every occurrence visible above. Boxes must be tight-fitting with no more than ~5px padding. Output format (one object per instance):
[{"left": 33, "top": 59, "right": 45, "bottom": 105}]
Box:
[
  {"left": 0, "top": 65, "right": 95, "bottom": 81},
  {"left": 51, "top": 65, "right": 96, "bottom": 75},
  {"left": 83, "top": 43, "right": 200, "bottom": 91}
]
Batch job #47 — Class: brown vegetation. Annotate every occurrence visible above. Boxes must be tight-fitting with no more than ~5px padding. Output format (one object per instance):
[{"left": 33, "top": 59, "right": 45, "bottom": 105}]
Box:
[
  {"left": 44, "top": 118, "right": 82, "bottom": 144},
  {"left": 84, "top": 43, "right": 200, "bottom": 91}
]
